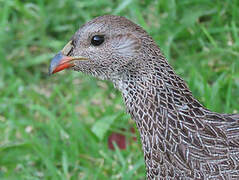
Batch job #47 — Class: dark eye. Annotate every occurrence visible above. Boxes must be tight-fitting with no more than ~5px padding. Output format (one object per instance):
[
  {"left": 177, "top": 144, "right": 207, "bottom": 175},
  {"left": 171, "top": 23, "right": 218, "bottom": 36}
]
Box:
[{"left": 91, "top": 35, "right": 104, "bottom": 46}]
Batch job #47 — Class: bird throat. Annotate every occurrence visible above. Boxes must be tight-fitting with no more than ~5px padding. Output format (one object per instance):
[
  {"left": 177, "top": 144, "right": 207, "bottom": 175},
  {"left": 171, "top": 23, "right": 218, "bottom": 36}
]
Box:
[{"left": 113, "top": 56, "right": 207, "bottom": 179}]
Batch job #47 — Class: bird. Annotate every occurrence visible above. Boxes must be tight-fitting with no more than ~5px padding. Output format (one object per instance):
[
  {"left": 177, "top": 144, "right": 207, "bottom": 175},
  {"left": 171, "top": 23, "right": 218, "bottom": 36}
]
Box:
[{"left": 49, "top": 15, "right": 239, "bottom": 180}]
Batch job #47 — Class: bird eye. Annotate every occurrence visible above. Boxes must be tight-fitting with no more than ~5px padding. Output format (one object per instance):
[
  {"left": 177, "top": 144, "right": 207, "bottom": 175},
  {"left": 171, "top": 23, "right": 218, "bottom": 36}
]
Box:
[{"left": 91, "top": 35, "right": 104, "bottom": 46}]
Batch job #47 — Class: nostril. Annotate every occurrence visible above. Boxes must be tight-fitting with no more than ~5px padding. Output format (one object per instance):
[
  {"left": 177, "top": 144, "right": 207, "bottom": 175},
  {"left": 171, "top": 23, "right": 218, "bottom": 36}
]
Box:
[{"left": 67, "top": 48, "right": 73, "bottom": 56}]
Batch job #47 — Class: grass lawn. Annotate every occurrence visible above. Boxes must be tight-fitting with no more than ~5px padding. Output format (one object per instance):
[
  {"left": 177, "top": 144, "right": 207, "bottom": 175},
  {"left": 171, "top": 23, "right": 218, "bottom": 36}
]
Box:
[{"left": 0, "top": 0, "right": 239, "bottom": 179}]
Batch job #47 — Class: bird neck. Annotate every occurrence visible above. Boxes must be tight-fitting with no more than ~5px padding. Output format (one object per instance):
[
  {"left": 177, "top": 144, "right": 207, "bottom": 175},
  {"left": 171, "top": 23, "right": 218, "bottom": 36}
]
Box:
[
  {"left": 113, "top": 55, "right": 207, "bottom": 178},
  {"left": 114, "top": 56, "right": 206, "bottom": 119}
]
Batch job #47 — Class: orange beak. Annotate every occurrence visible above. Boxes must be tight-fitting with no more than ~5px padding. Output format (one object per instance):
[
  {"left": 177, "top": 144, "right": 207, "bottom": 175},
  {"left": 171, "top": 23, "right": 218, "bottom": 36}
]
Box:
[
  {"left": 48, "top": 52, "right": 75, "bottom": 74},
  {"left": 49, "top": 41, "right": 88, "bottom": 75}
]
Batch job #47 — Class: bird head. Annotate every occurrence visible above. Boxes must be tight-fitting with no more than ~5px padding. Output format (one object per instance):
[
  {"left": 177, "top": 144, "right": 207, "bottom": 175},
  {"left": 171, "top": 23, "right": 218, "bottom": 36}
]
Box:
[{"left": 49, "top": 15, "right": 155, "bottom": 81}]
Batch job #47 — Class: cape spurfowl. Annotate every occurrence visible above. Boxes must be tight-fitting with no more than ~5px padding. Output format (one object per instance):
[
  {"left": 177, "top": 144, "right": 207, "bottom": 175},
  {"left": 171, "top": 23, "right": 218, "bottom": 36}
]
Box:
[{"left": 49, "top": 15, "right": 239, "bottom": 180}]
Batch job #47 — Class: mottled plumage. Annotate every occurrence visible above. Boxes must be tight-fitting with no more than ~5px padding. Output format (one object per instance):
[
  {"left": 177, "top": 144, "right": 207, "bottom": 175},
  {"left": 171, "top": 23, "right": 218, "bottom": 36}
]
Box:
[{"left": 49, "top": 15, "right": 239, "bottom": 180}]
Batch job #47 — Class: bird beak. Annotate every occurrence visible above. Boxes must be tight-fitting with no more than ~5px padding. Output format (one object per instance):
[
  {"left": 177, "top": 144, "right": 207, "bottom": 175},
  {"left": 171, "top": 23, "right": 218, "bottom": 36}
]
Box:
[{"left": 49, "top": 40, "right": 88, "bottom": 75}]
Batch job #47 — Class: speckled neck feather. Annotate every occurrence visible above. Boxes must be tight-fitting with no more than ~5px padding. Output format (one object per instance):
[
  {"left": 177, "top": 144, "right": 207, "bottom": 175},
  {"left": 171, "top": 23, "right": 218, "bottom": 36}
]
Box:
[
  {"left": 53, "top": 15, "right": 239, "bottom": 180},
  {"left": 113, "top": 43, "right": 239, "bottom": 179}
]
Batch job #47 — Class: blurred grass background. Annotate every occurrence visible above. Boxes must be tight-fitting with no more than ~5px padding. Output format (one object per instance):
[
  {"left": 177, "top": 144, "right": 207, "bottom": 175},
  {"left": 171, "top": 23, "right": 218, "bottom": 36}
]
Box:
[{"left": 0, "top": 0, "right": 239, "bottom": 179}]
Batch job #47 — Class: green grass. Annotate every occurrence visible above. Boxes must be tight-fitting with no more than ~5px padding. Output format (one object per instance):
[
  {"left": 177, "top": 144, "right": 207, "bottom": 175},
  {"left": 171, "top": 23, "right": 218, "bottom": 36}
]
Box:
[{"left": 1, "top": 0, "right": 239, "bottom": 179}]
